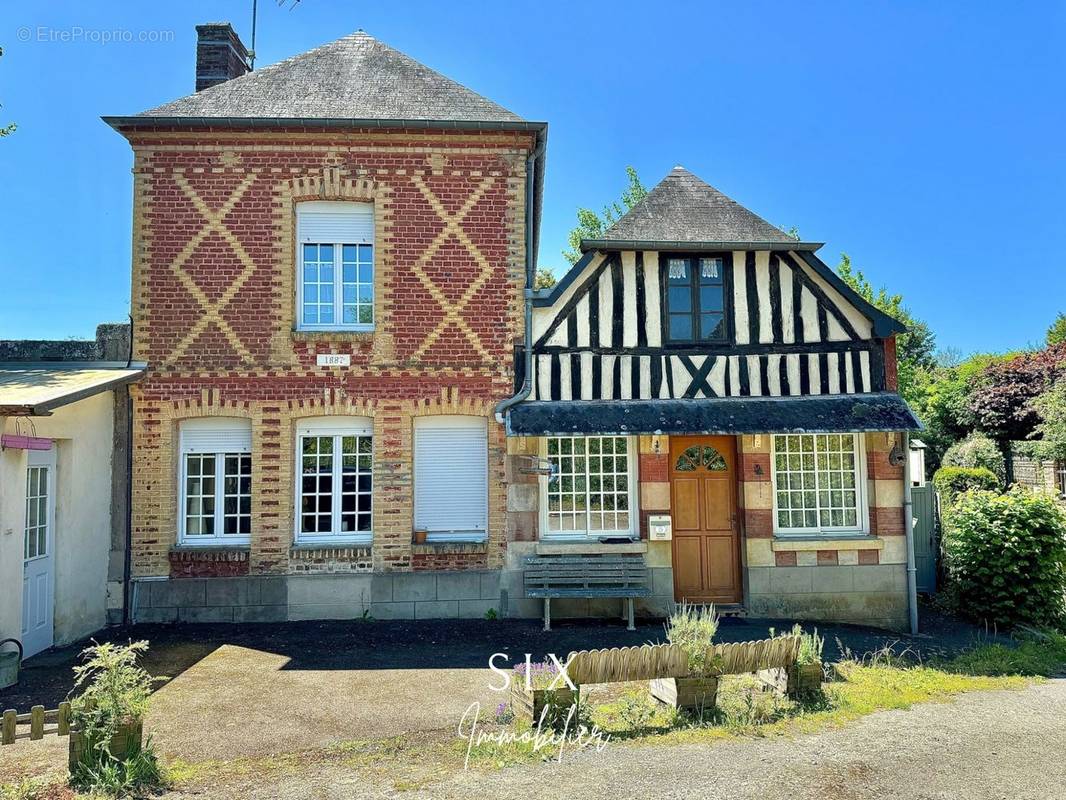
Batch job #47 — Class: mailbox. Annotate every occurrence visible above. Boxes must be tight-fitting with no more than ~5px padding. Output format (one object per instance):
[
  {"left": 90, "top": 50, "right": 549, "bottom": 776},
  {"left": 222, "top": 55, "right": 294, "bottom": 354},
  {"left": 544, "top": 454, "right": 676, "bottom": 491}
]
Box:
[{"left": 648, "top": 514, "right": 672, "bottom": 541}]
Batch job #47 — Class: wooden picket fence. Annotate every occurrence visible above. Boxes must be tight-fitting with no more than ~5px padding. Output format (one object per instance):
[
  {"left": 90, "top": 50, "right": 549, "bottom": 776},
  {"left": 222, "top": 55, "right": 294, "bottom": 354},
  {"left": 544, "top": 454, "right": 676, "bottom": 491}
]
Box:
[
  {"left": 565, "top": 635, "right": 802, "bottom": 685},
  {"left": 1, "top": 703, "right": 71, "bottom": 745}
]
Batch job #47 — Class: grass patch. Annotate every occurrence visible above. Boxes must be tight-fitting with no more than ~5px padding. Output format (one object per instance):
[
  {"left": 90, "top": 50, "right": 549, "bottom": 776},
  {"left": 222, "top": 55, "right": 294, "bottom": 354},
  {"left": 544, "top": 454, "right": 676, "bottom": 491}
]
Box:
[{"left": 936, "top": 632, "right": 1066, "bottom": 677}]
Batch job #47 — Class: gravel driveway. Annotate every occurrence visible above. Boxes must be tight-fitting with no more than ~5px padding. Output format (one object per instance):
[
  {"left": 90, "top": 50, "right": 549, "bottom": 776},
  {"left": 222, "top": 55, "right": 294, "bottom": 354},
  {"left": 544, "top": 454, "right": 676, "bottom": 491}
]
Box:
[{"left": 173, "top": 677, "right": 1066, "bottom": 800}]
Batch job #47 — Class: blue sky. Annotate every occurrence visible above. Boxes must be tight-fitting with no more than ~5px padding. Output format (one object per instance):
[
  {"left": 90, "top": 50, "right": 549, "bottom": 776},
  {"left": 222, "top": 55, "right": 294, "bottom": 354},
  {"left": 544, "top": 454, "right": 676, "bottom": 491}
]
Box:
[{"left": 1, "top": 1, "right": 1063, "bottom": 353}]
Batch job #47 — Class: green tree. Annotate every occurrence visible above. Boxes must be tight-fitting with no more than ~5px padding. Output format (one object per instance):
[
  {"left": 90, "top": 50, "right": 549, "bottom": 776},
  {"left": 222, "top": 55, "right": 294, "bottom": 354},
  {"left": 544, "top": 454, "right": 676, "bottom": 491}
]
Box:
[
  {"left": 835, "top": 253, "right": 936, "bottom": 404},
  {"left": 1047, "top": 312, "right": 1066, "bottom": 347},
  {"left": 1032, "top": 378, "right": 1066, "bottom": 461},
  {"left": 0, "top": 47, "right": 15, "bottom": 138},
  {"left": 533, "top": 268, "right": 557, "bottom": 290},
  {"left": 916, "top": 353, "right": 1011, "bottom": 470},
  {"left": 563, "top": 166, "right": 647, "bottom": 264}
]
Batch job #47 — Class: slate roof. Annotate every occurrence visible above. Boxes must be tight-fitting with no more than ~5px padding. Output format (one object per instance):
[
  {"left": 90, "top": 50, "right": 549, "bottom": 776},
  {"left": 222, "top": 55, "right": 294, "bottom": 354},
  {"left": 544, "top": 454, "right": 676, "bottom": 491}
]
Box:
[
  {"left": 136, "top": 30, "right": 525, "bottom": 123},
  {"left": 0, "top": 363, "right": 146, "bottom": 415},
  {"left": 506, "top": 394, "right": 922, "bottom": 436},
  {"left": 580, "top": 166, "right": 821, "bottom": 252}
]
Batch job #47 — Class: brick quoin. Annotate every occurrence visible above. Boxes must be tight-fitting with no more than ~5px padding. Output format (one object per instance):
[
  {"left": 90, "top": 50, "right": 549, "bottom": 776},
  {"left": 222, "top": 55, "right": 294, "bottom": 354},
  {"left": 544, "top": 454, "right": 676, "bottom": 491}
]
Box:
[{"left": 123, "top": 128, "right": 534, "bottom": 578}]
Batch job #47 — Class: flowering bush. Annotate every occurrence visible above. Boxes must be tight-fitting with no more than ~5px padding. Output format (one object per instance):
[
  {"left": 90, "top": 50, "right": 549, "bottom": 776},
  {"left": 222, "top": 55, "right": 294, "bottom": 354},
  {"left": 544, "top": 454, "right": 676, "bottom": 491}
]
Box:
[{"left": 512, "top": 661, "right": 561, "bottom": 690}]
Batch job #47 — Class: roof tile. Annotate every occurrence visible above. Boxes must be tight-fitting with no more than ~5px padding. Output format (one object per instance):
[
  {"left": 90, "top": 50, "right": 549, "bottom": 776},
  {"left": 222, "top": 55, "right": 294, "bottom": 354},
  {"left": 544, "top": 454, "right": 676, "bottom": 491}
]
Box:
[
  {"left": 591, "top": 166, "right": 796, "bottom": 248},
  {"left": 139, "top": 31, "right": 524, "bottom": 122}
]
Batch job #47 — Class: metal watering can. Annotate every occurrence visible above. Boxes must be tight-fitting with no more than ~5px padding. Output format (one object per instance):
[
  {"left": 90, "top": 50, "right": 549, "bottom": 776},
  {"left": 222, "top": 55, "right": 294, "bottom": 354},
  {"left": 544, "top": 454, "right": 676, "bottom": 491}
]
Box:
[{"left": 0, "top": 638, "right": 22, "bottom": 690}]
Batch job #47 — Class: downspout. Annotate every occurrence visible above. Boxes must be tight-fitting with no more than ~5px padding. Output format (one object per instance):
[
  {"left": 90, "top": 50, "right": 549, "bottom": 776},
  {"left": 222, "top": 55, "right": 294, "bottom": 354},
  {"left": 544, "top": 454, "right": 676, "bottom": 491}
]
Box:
[
  {"left": 123, "top": 314, "right": 134, "bottom": 625},
  {"left": 494, "top": 139, "right": 543, "bottom": 424},
  {"left": 902, "top": 430, "right": 919, "bottom": 635}
]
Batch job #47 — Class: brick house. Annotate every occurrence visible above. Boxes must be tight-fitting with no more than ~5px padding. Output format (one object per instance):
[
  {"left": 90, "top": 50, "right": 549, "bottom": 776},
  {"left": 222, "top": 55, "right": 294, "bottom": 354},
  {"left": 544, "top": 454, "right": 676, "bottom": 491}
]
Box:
[{"left": 107, "top": 26, "right": 920, "bottom": 629}]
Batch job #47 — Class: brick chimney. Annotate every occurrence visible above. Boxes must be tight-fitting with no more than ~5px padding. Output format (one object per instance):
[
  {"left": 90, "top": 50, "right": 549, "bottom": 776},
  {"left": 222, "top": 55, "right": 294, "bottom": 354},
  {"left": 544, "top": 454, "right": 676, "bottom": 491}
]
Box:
[{"left": 195, "top": 23, "right": 250, "bottom": 91}]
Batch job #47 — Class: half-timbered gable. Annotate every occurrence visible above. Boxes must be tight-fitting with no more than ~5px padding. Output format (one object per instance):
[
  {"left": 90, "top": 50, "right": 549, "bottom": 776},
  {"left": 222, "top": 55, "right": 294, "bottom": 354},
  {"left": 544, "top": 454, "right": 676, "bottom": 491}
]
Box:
[{"left": 524, "top": 167, "right": 904, "bottom": 406}]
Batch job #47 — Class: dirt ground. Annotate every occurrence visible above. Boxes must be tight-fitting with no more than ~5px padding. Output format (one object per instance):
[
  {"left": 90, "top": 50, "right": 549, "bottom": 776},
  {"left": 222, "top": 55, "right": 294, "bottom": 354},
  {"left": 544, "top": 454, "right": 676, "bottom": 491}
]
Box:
[{"left": 0, "top": 608, "right": 1010, "bottom": 786}]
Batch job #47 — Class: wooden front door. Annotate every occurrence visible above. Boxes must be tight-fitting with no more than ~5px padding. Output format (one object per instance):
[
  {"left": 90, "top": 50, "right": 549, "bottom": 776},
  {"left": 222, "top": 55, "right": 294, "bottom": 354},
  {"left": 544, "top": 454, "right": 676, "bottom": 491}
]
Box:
[{"left": 669, "top": 436, "right": 741, "bottom": 604}]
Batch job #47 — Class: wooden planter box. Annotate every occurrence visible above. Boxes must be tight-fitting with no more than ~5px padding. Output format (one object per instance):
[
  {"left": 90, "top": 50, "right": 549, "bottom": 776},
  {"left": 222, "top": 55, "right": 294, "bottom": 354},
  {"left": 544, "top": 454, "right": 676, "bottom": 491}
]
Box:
[
  {"left": 68, "top": 719, "right": 143, "bottom": 772},
  {"left": 787, "top": 662, "right": 824, "bottom": 696},
  {"left": 510, "top": 683, "right": 579, "bottom": 726},
  {"left": 649, "top": 676, "right": 719, "bottom": 712}
]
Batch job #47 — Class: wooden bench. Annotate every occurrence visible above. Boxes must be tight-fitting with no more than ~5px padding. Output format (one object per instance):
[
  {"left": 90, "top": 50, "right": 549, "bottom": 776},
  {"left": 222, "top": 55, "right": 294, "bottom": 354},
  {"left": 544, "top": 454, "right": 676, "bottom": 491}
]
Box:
[{"left": 523, "top": 553, "right": 651, "bottom": 631}]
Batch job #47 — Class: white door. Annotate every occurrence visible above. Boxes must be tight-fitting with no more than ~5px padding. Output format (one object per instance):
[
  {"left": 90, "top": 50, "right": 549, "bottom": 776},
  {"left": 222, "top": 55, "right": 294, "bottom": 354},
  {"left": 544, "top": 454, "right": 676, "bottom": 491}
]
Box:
[{"left": 22, "top": 446, "right": 55, "bottom": 658}]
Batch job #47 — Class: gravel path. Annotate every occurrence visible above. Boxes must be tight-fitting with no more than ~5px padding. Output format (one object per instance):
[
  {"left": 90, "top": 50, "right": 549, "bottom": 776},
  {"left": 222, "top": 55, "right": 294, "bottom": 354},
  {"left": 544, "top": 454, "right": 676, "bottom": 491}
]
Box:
[{"left": 171, "top": 678, "right": 1066, "bottom": 800}]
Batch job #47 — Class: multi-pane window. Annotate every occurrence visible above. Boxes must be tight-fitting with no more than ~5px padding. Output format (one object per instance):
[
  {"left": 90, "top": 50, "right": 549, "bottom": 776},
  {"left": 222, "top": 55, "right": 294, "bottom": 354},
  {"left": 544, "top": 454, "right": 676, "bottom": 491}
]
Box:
[
  {"left": 296, "top": 201, "right": 374, "bottom": 331},
  {"left": 179, "top": 419, "right": 252, "bottom": 544},
  {"left": 665, "top": 255, "right": 727, "bottom": 343},
  {"left": 297, "top": 418, "right": 373, "bottom": 543},
  {"left": 1056, "top": 461, "right": 1066, "bottom": 497},
  {"left": 772, "top": 434, "right": 866, "bottom": 533},
  {"left": 543, "top": 436, "right": 635, "bottom": 537},
  {"left": 24, "top": 466, "right": 48, "bottom": 560}
]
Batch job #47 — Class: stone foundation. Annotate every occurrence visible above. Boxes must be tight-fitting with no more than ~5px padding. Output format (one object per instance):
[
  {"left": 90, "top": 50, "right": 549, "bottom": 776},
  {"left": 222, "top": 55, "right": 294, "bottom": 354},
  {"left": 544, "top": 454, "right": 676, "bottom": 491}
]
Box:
[{"left": 746, "top": 563, "right": 908, "bottom": 631}]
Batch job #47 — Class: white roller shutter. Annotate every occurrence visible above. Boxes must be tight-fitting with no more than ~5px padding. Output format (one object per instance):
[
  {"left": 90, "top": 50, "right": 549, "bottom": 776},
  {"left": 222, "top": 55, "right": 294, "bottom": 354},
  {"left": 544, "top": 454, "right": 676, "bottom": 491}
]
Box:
[
  {"left": 297, "top": 201, "right": 374, "bottom": 244},
  {"left": 414, "top": 417, "right": 488, "bottom": 540},
  {"left": 180, "top": 418, "right": 252, "bottom": 453}
]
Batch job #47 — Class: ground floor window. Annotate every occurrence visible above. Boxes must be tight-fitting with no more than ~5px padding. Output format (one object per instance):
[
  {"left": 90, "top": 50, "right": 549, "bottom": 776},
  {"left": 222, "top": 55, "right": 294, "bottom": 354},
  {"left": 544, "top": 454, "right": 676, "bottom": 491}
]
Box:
[
  {"left": 772, "top": 433, "right": 867, "bottom": 534},
  {"left": 296, "top": 417, "right": 373, "bottom": 544},
  {"left": 1056, "top": 461, "right": 1066, "bottom": 497},
  {"left": 413, "top": 416, "right": 488, "bottom": 542},
  {"left": 179, "top": 418, "right": 252, "bottom": 544},
  {"left": 541, "top": 435, "right": 637, "bottom": 538}
]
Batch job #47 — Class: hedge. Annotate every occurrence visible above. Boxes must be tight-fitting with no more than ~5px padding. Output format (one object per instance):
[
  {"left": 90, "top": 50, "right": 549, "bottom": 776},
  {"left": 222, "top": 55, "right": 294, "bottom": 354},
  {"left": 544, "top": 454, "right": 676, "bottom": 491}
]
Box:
[
  {"left": 942, "top": 487, "right": 1066, "bottom": 629},
  {"left": 932, "top": 466, "right": 1000, "bottom": 505}
]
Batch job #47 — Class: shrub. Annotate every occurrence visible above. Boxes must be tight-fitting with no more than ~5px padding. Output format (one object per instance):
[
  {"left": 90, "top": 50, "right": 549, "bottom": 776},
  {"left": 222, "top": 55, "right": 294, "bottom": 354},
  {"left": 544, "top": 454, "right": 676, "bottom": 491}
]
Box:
[
  {"left": 933, "top": 466, "right": 1000, "bottom": 505},
  {"left": 665, "top": 602, "right": 719, "bottom": 676},
  {"left": 617, "top": 688, "right": 656, "bottom": 731},
  {"left": 68, "top": 641, "right": 163, "bottom": 796},
  {"left": 942, "top": 432, "right": 1006, "bottom": 482},
  {"left": 769, "top": 624, "right": 824, "bottom": 665},
  {"left": 942, "top": 488, "right": 1066, "bottom": 629}
]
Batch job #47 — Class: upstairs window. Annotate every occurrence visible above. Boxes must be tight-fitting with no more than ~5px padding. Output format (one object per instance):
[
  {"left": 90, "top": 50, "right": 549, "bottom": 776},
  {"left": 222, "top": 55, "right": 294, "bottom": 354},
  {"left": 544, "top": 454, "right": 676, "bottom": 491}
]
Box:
[
  {"left": 296, "top": 201, "right": 374, "bottom": 331},
  {"left": 664, "top": 255, "right": 728, "bottom": 344}
]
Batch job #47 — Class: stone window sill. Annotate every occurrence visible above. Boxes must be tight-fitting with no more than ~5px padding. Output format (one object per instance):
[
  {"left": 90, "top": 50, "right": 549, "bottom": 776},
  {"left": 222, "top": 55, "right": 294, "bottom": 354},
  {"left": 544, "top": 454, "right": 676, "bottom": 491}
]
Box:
[
  {"left": 290, "top": 544, "right": 372, "bottom": 559},
  {"left": 536, "top": 541, "right": 647, "bottom": 556},
  {"left": 169, "top": 545, "right": 250, "bottom": 562},
  {"left": 412, "top": 541, "right": 488, "bottom": 556},
  {"left": 291, "top": 329, "right": 374, "bottom": 343},
  {"left": 771, "top": 536, "right": 882, "bottom": 552}
]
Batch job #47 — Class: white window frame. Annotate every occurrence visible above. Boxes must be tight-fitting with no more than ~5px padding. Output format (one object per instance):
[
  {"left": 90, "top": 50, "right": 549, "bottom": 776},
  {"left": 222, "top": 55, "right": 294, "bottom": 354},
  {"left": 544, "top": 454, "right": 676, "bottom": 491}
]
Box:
[
  {"left": 1055, "top": 461, "right": 1066, "bottom": 497},
  {"left": 538, "top": 435, "right": 639, "bottom": 541},
  {"left": 296, "top": 201, "right": 375, "bottom": 332},
  {"left": 770, "top": 433, "right": 869, "bottom": 536},
  {"left": 178, "top": 418, "right": 253, "bottom": 546},
  {"left": 294, "top": 416, "right": 374, "bottom": 545},
  {"left": 413, "top": 416, "right": 489, "bottom": 543}
]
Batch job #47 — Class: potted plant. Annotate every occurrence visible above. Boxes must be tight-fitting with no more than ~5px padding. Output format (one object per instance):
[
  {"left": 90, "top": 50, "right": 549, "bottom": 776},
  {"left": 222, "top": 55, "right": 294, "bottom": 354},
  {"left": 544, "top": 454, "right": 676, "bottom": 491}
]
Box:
[
  {"left": 413, "top": 529, "right": 428, "bottom": 544},
  {"left": 67, "top": 640, "right": 160, "bottom": 791},
  {"left": 650, "top": 602, "right": 720, "bottom": 711},
  {"left": 785, "top": 624, "right": 824, "bottom": 696},
  {"left": 510, "top": 661, "right": 579, "bottom": 727}
]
